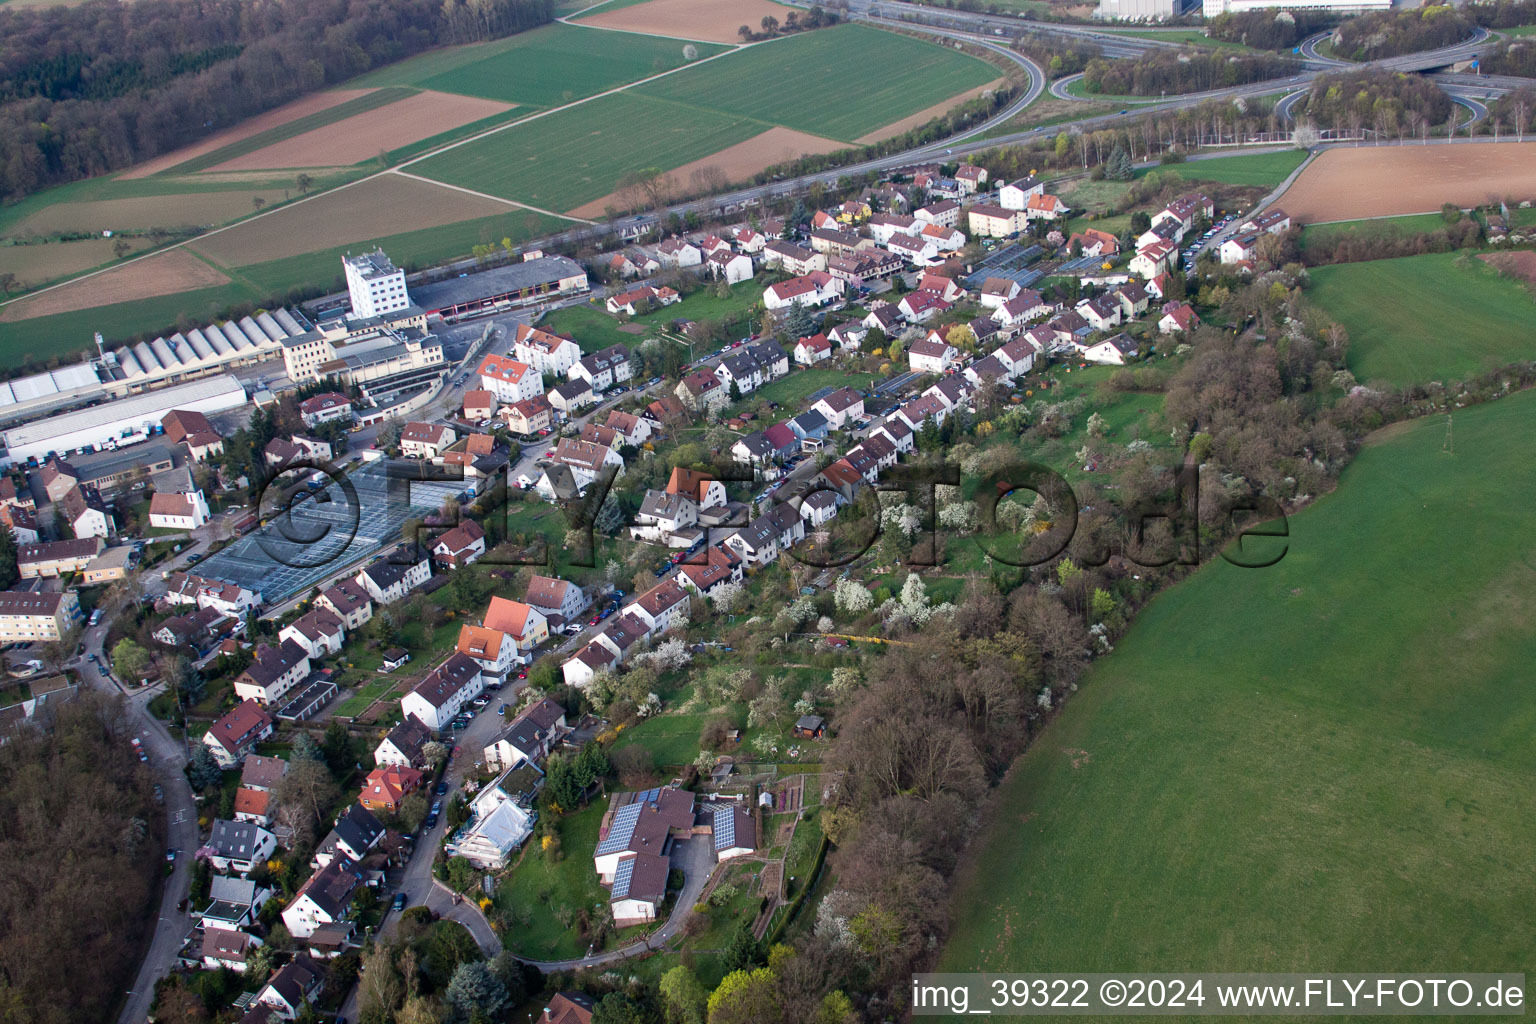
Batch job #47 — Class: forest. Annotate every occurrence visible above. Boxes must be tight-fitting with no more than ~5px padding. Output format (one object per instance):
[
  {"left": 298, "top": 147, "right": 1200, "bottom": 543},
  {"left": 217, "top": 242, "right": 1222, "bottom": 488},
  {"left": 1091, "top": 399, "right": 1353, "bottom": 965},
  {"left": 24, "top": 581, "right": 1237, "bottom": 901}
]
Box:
[
  {"left": 1292, "top": 69, "right": 1454, "bottom": 135},
  {"left": 1204, "top": 9, "right": 1334, "bottom": 50},
  {"left": 1330, "top": 6, "right": 1474, "bottom": 60},
  {"left": 0, "top": 0, "right": 553, "bottom": 201},
  {"left": 0, "top": 692, "right": 160, "bottom": 1024},
  {"left": 1081, "top": 50, "right": 1296, "bottom": 96}
]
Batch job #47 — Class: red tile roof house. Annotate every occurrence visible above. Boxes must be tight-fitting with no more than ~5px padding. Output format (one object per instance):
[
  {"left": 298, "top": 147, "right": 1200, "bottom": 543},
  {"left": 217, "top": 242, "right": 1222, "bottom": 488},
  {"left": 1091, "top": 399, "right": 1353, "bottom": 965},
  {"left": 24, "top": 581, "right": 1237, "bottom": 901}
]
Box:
[
  {"left": 298, "top": 392, "right": 353, "bottom": 428},
  {"left": 462, "top": 389, "right": 496, "bottom": 422},
  {"left": 431, "top": 519, "right": 487, "bottom": 567},
  {"left": 359, "top": 764, "right": 424, "bottom": 813},
  {"left": 793, "top": 333, "right": 833, "bottom": 365},
  {"left": 203, "top": 699, "right": 275, "bottom": 768},
  {"left": 399, "top": 422, "right": 456, "bottom": 459}
]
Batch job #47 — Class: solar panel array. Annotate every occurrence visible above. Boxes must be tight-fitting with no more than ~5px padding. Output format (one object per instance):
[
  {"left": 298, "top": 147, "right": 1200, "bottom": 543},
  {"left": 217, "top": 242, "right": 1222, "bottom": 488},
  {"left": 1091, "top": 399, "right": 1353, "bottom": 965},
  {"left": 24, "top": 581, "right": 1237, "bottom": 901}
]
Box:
[
  {"left": 712, "top": 807, "right": 736, "bottom": 850},
  {"left": 611, "top": 856, "right": 636, "bottom": 898},
  {"left": 595, "top": 802, "right": 643, "bottom": 856}
]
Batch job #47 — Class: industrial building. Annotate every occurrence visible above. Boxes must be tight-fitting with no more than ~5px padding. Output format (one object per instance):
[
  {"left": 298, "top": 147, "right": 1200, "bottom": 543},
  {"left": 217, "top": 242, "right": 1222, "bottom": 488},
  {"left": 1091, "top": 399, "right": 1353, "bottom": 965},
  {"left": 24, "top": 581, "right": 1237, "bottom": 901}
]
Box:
[
  {"left": 410, "top": 256, "right": 589, "bottom": 321},
  {"left": 0, "top": 375, "right": 246, "bottom": 467},
  {"left": 344, "top": 249, "right": 411, "bottom": 319},
  {"left": 1201, "top": 0, "right": 1386, "bottom": 13},
  {"left": 1097, "top": 0, "right": 1179, "bottom": 19},
  {"left": 105, "top": 309, "right": 320, "bottom": 394}
]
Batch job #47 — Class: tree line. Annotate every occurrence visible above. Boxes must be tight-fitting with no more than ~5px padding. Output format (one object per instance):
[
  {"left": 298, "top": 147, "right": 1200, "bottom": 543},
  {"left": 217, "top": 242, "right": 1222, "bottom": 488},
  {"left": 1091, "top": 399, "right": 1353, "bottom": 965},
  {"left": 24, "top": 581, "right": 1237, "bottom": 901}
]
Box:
[
  {"left": 1082, "top": 49, "right": 1297, "bottom": 97},
  {"left": 1204, "top": 9, "right": 1334, "bottom": 51},
  {"left": 0, "top": 0, "right": 553, "bottom": 202},
  {"left": 1331, "top": 6, "right": 1473, "bottom": 60},
  {"left": 1292, "top": 69, "right": 1453, "bottom": 138},
  {"left": 0, "top": 692, "right": 160, "bottom": 1024}
]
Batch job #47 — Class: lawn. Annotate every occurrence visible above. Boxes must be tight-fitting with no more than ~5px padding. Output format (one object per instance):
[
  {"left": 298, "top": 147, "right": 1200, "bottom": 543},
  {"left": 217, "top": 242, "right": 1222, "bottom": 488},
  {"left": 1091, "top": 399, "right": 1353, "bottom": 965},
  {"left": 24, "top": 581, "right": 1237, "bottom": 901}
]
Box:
[
  {"left": 1144, "top": 149, "right": 1308, "bottom": 187},
  {"left": 634, "top": 23, "right": 998, "bottom": 143},
  {"left": 634, "top": 280, "right": 764, "bottom": 332},
  {"left": 1063, "top": 78, "right": 1162, "bottom": 103},
  {"left": 417, "top": 23, "right": 729, "bottom": 108},
  {"left": 1299, "top": 212, "right": 1448, "bottom": 250},
  {"left": 410, "top": 92, "right": 764, "bottom": 212},
  {"left": 494, "top": 800, "right": 639, "bottom": 959},
  {"left": 543, "top": 303, "right": 650, "bottom": 352},
  {"left": 742, "top": 368, "right": 877, "bottom": 410},
  {"left": 611, "top": 711, "right": 713, "bottom": 766},
  {"left": 333, "top": 676, "right": 398, "bottom": 719},
  {"left": 1308, "top": 252, "right": 1536, "bottom": 385},
  {"left": 943, "top": 388, "right": 1536, "bottom": 976}
]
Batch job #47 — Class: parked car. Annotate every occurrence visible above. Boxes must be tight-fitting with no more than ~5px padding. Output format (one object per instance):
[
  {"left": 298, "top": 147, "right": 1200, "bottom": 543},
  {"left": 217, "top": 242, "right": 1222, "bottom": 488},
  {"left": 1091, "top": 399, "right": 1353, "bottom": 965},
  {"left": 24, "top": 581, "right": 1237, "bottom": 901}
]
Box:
[
  {"left": 165, "top": 848, "right": 178, "bottom": 863},
  {"left": 498, "top": 703, "right": 508, "bottom": 716},
  {"left": 152, "top": 784, "right": 164, "bottom": 803},
  {"left": 435, "top": 781, "right": 448, "bottom": 796},
  {"left": 393, "top": 892, "right": 407, "bottom": 912}
]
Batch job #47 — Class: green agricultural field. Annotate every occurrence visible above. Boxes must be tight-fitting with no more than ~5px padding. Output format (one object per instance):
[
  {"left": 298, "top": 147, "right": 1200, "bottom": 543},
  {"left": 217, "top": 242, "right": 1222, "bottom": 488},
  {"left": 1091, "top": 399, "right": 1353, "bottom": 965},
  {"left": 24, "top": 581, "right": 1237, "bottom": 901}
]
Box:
[
  {"left": 403, "top": 23, "right": 725, "bottom": 108},
  {"left": 1299, "top": 212, "right": 1447, "bottom": 252},
  {"left": 410, "top": 92, "right": 763, "bottom": 212},
  {"left": 0, "top": 281, "right": 264, "bottom": 366},
  {"left": 227, "top": 208, "right": 568, "bottom": 294},
  {"left": 944, "top": 388, "right": 1536, "bottom": 976},
  {"left": 634, "top": 24, "right": 997, "bottom": 142},
  {"left": 1309, "top": 252, "right": 1536, "bottom": 385},
  {"left": 1143, "top": 149, "right": 1308, "bottom": 187}
]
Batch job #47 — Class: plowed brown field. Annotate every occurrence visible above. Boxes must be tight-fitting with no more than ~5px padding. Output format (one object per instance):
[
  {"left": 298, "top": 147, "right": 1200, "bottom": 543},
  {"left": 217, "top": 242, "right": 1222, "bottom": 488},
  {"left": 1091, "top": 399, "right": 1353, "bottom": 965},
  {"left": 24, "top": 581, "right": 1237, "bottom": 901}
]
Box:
[
  {"left": 1277, "top": 143, "right": 1536, "bottom": 223},
  {"left": 0, "top": 250, "right": 230, "bottom": 322},
  {"left": 578, "top": 0, "right": 794, "bottom": 43},
  {"left": 207, "top": 91, "right": 515, "bottom": 172},
  {"left": 120, "top": 91, "right": 374, "bottom": 179},
  {"left": 188, "top": 173, "right": 512, "bottom": 266}
]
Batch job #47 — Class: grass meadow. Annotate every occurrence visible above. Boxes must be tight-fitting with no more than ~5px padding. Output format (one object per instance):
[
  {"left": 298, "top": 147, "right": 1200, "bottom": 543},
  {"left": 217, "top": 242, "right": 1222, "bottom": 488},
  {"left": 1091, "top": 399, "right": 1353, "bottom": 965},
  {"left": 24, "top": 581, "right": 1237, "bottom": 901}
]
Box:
[
  {"left": 410, "top": 92, "right": 764, "bottom": 212},
  {"left": 1299, "top": 213, "right": 1451, "bottom": 251},
  {"left": 634, "top": 24, "right": 997, "bottom": 142},
  {"left": 1308, "top": 252, "right": 1536, "bottom": 385},
  {"left": 1145, "top": 149, "right": 1308, "bottom": 187},
  {"left": 944, "top": 388, "right": 1536, "bottom": 975}
]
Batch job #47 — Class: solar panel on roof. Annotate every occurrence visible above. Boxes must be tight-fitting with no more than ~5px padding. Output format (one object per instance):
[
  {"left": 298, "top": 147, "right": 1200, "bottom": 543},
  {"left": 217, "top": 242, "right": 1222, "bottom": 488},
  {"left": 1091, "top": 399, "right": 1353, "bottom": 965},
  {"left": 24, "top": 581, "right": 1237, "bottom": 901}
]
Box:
[
  {"left": 595, "top": 803, "right": 642, "bottom": 855},
  {"left": 611, "top": 856, "right": 636, "bottom": 898},
  {"left": 713, "top": 807, "right": 736, "bottom": 850}
]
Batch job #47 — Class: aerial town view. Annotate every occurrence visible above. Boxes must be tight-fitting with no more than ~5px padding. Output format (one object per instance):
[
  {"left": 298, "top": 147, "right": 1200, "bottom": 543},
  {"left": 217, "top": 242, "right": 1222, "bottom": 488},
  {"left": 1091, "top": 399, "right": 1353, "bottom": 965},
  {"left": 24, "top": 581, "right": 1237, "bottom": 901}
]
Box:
[{"left": 0, "top": 0, "right": 1532, "bottom": 1020}]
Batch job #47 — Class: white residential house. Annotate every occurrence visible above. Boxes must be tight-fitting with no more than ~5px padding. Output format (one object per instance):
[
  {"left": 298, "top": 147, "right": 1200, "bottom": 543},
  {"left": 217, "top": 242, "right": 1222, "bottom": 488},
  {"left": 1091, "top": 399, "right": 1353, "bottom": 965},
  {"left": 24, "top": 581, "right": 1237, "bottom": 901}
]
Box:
[
  {"left": 278, "top": 608, "right": 346, "bottom": 660},
  {"left": 866, "top": 213, "right": 918, "bottom": 244},
  {"left": 656, "top": 238, "right": 703, "bottom": 268},
  {"left": 281, "top": 860, "right": 362, "bottom": 940},
  {"left": 148, "top": 489, "right": 211, "bottom": 530},
  {"left": 1024, "top": 193, "right": 1069, "bottom": 222},
  {"left": 1240, "top": 208, "right": 1291, "bottom": 235},
  {"left": 448, "top": 770, "right": 536, "bottom": 870},
  {"left": 993, "top": 335, "right": 1043, "bottom": 379},
  {"left": 399, "top": 422, "right": 456, "bottom": 459},
  {"left": 233, "top": 641, "right": 311, "bottom": 706},
  {"left": 206, "top": 819, "right": 277, "bottom": 876},
  {"left": 399, "top": 653, "right": 484, "bottom": 732},
  {"left": 992, "top": 290, "right": 1051, "bottom": 328},
  {"left": 569, "top": 345, "right": 635, "bottom": 393},
  {"left": 1079, "top": 333, "right": 1140, "bottom": 365},
  {"left": 548, "top": 438, "right": 625, "bottom": 492},
  {"left": 998, "top": 176, "right": 1045, "bottom": 210},
  {"left": 793, "top": 333, "right": 833, "bottom": 365},
  {"left": 356, "top": 551, "right": 432, "bottom": 606},
  {"left": 525, "top": 575, "right": 589, "bottom": 625},
  {"left": 907, "top": 338, "right": 959, "bottom": 374},
  {"left": 456, "top": 624, "right": 519, "bottom": 679},
  {"left": 733, "top": 227, "right": 767, "bottom": 253},
  {"left": 478, "top": 354, "right": 541, "bottom": 404},
  {"left": 624, "top": 578, "right": 690, "bottom": 635},
  {"left": 705, "top": 250, "right": 754, "bottom": 284},
  {"left": 978, "top": 277, "right": 1021, "bottom": 310},
  {"left": 1130, "top": 241, "right": 1177, "bottom": 279},
  {"left": 914, "top": 199, "right": 960, "bottom": 228},
  {"left": 885, "top": 232, "right": 942, "bottom": 266},
  {"left": 761, "top": 241, "right": 825, "bottom": 276},
  {"left": 1220, "top": 232, "right": 1261, "bottom": 264},
  {"left": 256, "top": 956, "right": 326, "bottom": 1019},
  {"left": 763, "top": 272, "right": 844, "bottom": 311},
  {"left": 1159, "top": 302, "right": 1201, "bottom": 335},
  {"left": 513, "top": 324, "right": 581, "bottom": 377},
  {"left": 629, "top": 489, "right": 699, "bottom": 545},
  {"left": 813, "top": 387, "right": 865, "bottom": 430}
]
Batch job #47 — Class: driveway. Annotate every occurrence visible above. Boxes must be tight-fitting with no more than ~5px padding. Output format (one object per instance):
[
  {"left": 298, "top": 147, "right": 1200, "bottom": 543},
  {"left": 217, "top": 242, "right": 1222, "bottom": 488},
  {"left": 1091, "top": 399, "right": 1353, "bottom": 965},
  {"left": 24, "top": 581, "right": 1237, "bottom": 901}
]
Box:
[{"left": 517, "top": 833, "right": 717, "bottom": 971}]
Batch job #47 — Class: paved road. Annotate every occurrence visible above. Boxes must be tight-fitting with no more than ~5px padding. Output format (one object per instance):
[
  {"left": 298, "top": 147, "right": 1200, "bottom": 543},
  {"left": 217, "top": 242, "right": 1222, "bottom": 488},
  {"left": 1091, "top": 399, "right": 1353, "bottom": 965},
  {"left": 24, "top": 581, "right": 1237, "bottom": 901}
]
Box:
[{"left": 75, "top": 622, "right": 202, "bottom": 1024}]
